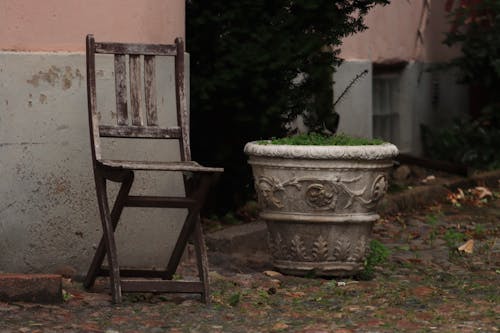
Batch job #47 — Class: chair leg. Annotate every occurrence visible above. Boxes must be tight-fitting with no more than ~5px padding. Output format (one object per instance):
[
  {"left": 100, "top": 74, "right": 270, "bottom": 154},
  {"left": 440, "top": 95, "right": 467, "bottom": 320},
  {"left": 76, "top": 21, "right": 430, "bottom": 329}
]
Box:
[
  {"left": 193, "top": 217, "right": 210, "bottom": 304},
  {"left": 84, "top": 171, "right": 134, "bottom": 290},
  {"left": 93, "top": 173, "right": 123, "bottom": 304},
  {"left": 163, "top": 174, "right": 213, "bottom": 280}
]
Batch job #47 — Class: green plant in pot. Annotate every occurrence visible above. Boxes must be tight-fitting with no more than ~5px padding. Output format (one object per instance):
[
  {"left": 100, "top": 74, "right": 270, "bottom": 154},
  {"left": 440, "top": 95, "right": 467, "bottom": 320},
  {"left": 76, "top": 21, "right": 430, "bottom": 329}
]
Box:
[{"left": 242, "top": 2, "right": 397, "bottom": 277}]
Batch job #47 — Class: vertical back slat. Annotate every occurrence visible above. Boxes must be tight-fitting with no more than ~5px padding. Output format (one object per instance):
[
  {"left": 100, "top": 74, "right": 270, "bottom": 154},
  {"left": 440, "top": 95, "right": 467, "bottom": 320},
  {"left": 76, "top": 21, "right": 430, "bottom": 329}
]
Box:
[
  {"left": 114, "top": 55, "right": 128, "bottom": 126},
  {"left": 129, "top": 55, "right": 143, "bottom": 126},
  {"left": 144, "top": 56, "right": 158, "bottom": 126},
  {"left": 175, "top": 38, "right": 191, "bottom": 161}
]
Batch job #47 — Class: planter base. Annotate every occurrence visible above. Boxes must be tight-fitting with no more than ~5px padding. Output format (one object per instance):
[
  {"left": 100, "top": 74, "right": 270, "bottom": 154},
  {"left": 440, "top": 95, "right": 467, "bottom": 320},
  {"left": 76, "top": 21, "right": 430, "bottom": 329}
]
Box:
[
  {"left": 266, "top": 220, "right": 374, "bottom": 277},
  {"left": 273, "top": 260, "right": 363, "bottom": 277}
]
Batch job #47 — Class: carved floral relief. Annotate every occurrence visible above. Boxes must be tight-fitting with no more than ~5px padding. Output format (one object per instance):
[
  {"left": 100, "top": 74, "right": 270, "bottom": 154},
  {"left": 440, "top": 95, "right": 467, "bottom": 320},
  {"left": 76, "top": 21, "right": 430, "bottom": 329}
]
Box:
[
  {"left": 268, "top": 233, "right": 368, "bottom": 263},
  {"left": 256, "top": 174, "right": 388, "bottom": 211}
]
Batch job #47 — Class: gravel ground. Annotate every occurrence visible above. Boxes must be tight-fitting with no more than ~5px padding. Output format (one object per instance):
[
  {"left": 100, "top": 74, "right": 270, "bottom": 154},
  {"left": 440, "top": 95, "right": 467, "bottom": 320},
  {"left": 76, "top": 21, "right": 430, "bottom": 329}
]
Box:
[{"left": 0, "top": 186, "right": 498, "bottom": 333}]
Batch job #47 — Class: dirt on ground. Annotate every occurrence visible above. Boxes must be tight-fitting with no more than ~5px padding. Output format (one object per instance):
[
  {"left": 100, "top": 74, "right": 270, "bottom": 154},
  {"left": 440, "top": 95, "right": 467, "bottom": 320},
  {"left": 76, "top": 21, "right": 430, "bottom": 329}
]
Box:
[{"left": 0, "top": 185, "right": 499, "bottom": 333}]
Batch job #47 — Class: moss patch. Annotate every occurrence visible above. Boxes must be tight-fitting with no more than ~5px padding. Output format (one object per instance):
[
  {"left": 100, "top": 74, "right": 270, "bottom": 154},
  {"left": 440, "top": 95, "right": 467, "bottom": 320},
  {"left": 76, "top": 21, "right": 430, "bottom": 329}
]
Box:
[{"left": 260, "top": 133, "right": 385, "bottom": 146}]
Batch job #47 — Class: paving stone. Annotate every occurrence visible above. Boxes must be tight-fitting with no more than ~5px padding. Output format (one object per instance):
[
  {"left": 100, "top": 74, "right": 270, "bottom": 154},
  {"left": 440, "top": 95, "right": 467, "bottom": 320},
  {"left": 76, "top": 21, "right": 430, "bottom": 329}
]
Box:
[
  {"left": 0, "top": 274, "right": 62, "bottom": 303},
  {"left": 206, "top": 221, "right": 267, "bottom": 254},
  {"left": 393, "top": 165, "right": 411, "bottom": 181}
]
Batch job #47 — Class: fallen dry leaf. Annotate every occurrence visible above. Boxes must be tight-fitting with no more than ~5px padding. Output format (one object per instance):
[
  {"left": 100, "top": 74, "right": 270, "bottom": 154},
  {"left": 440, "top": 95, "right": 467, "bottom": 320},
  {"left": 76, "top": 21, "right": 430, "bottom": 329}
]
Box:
[
  {"left": 263, "top": 270, "right": 283, "bottom": 277},
  {"left": 422, "top": 175, "right": 436, "bottom": 184},
  {"left": 285, "top": 291, "right": 306, "bottom": 298},
  {"left": 271, "top": 322, "right": 289, "bottom": 331},
  {"left": 471, "top": 186, "right": 493, "bottom": 200},
  {"left": 458, "top": 239, "right": 474, "bottom": 254}
]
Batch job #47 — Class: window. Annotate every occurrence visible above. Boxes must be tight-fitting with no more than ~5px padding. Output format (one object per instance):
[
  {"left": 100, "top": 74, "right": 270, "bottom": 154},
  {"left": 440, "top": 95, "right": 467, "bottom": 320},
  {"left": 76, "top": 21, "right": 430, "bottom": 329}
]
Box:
[{"left": 373, "top": 74, "right": 400, "bottom": 144}]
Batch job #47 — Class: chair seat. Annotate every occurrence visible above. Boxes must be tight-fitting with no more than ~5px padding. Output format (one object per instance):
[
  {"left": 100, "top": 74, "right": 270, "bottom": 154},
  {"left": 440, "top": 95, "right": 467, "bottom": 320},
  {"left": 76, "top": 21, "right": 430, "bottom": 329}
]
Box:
[{"left": 98, "top": 159, "right": 223, "bottom": 173}]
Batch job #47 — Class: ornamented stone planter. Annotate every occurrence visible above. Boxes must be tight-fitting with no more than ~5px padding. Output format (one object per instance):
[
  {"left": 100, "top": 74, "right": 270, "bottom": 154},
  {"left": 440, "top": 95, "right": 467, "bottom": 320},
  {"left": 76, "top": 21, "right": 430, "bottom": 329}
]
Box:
[{"left": 244, "top": 141, "right": 398, "bottom": 276}]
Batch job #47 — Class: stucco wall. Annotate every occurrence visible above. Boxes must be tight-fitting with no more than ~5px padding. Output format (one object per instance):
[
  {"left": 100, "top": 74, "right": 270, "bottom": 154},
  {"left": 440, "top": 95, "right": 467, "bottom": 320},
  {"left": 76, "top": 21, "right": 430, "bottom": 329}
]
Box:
[
  {"left": 336, "top": 60, "right": 468, "bottom": 154},
  {"left": 340, "top": 0, "right": 460, "bottom": 62},
  {"left": 336, "top": 0, "right": 468, "bottom": 154},
  {"left": 334, "top": 61, "right": 373, "bottom": 138},
  {"left": 0, "top": 1, "right": 188, "bottom": 275},
  {"left": 0, "top": 0, "right": 185, "bottom": 51}
]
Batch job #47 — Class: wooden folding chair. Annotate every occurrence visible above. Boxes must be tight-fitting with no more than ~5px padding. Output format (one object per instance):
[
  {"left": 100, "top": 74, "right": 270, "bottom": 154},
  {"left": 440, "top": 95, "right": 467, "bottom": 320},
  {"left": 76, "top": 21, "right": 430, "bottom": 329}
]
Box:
[{"left": 83, "top": 34, "right": 222, "bottom": 304}]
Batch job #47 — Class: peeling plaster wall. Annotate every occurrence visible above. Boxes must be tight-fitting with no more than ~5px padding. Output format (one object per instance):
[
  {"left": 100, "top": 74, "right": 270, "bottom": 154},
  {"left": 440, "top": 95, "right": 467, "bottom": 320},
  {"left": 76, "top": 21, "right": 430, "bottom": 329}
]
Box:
[
  {"left": 0, "top": 0, "right": 187, "bottom": 274},
  {"left": 0, "top": 52, "right": 190, "bottom": 275}
]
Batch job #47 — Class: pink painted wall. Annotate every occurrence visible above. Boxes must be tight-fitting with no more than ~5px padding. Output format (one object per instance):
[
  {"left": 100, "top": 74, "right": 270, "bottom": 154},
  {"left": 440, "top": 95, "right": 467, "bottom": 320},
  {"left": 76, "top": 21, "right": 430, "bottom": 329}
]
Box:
[
  {"left": 340, "top": 0, "right": 460, "bottom": 62},
  {"left": 0, "top": 0, "right": 185, "bottom": 52}
]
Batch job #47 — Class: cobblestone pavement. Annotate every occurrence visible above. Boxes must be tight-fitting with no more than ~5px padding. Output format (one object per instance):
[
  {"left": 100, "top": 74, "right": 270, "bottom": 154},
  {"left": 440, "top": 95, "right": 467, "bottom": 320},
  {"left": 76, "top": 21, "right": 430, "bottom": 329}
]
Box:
[{"left": 0, "top": 186, "right": 499, "bottom": 332}]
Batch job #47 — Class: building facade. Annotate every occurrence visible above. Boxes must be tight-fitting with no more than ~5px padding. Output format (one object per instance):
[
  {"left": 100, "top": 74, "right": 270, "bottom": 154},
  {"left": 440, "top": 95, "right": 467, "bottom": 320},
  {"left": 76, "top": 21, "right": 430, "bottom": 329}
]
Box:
[{"left": 335, "top": 0, "right": 468, "bottom": 154}]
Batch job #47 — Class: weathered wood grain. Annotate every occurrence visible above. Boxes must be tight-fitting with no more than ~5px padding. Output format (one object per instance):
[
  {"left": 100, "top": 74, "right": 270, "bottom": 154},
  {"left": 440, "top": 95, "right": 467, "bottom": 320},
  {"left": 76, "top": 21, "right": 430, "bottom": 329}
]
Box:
[
  {"left": 114, "top": 54, "right": 128, "bottom": 125},
  {"left": 98, "top": 125, "right": 181, "bottom": 139},
  {"left": 86, "top": 34, "right": 102, "bottom": 161},
  {"left": 144, "top": 55, "right": 158, "bottom": 126},
  {"left": 98, "top": 158, "right": 223, "bottom": 173},
  {"left": 129, "top": 55, "right": 143, "bottom": 126},
  {"left": 85, "top": 35, "right": 223, "bottom": 304},
  {"left": 174, "top": 38, "right": 191, "bottom": 161},
  {"left": 95, "top": 42, "right": 176, "bottom": 56},
  {"left": 125, "top": 195, "right": 197, "bottom": 208}
]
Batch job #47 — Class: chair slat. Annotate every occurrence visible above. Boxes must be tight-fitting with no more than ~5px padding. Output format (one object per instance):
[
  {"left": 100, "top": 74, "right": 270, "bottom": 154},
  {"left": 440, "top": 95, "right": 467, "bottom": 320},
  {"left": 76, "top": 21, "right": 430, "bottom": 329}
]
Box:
[
  {"left": 114, "top": 55, "right": 128, "bottom": 125},
  {"left": 99, "top": 268, "right": 165, "bottom": 278},
  {"left": 129, "top": 55, "right": 143, "bottom": 126},
  {"left": 144, "top": 56, "right": 158, "bottom": 126},
  {"left": 125, "top": 195, "right": 197, "bottom": 208},
  {"left": 99, "top": 125, "right": 181, "bottom": 138},
  {"left": 95, "top": 42, "right": 177, "bottom": 56},
  {"left": 98, "top": 159, "right": 223, "bottom": 173}
]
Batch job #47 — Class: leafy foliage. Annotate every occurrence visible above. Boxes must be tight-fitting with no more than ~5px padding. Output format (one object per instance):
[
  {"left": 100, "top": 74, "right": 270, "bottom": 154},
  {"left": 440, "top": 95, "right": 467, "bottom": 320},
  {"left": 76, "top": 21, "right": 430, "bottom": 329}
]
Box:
[
  {"left": 262, "top": 132, "right": 385, "bottom": 146},
  {"left": 187, "top": 0, "right": 388, "bottom": 212},
  {"left": 444, "top": 0, "right": 500, "bottom": 92},
  {"left": 421, "top": 108, "right": 500, "bottom": 169},
  {"left": 358, "top": 239, "right": 390, "bottom": 280},
  {"left": 423, "top": 0, "right": 500, "bottom": 169}
]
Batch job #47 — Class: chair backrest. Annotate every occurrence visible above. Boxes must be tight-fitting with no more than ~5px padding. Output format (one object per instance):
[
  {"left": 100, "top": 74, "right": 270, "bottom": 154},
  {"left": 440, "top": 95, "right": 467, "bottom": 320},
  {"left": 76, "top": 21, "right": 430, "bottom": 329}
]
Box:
[{"left": 85, "top": 34, "right": 191, "bottom": 163}]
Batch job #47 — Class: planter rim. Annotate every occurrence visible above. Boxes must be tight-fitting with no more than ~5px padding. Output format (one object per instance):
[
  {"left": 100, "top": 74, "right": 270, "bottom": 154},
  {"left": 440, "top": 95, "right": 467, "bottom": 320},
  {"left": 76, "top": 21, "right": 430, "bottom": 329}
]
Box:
[{"left": 244, "top": 141, "right": 398, "bottom": 160}]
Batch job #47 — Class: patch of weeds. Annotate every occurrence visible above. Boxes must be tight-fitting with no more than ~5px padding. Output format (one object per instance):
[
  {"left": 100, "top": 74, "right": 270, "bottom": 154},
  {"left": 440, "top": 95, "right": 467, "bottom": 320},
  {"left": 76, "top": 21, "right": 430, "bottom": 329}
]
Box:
[
  {"left": 357, "top": 240, "right": 391, "bottom": 280},
  {"left": 425, "top": 212, "right": 444, "bottom": 246},
  {"left": 388, "top": 183, "right": 409, "bottom": 194},
  {"left": 222, "top": 211, "right": 241, "bottom": 225},
  {"left": 228, "top": 292, "right": 241, "bottom": 307},
  {"left": 473, "top": 223, "right": 486, "bottom": 239},
  {"left": 255, "top": 289, "right": 270, "bottom": 305},
  {"left": 62, "top": 289, "right": 71, "bottom": 302},
  {"left": 395, "top": 244, "right": 411, "bottom": 251},
  {"left": 304, "top": 270, "right": 317, "bottom": 279},
  {"left": 323, "top": 279, "right": 338, "bottom": 289},
  {"left": 172, "top": 274, "right": 183, "bottom": 281},
  {"left": 236, "top": 200, "right": 260, "bottom": 222},
  {"left": 443, "top": 230, "right": 466, "bottom": 249}
]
